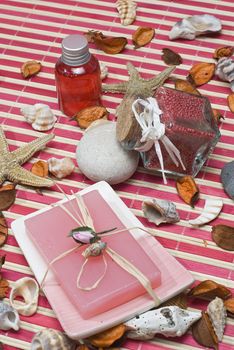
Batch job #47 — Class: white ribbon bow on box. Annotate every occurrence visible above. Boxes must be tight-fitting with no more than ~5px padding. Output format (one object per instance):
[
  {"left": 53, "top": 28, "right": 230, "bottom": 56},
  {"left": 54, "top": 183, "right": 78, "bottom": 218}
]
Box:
[{"left": 132, "top": 97, "right": 186, "bottom": 184}]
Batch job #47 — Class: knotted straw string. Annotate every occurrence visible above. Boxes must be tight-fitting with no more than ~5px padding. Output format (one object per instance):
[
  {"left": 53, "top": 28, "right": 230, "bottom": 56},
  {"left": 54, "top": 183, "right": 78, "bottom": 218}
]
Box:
[
  {"left": 132, "top": 97, "right": 186, "bottom": 184},
  {"left": 40, "top": 187, "right": 160, "bottom": 306}
]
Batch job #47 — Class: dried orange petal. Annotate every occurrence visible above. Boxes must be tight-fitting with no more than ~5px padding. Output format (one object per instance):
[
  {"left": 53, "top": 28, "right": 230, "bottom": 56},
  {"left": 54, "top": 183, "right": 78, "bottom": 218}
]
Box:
[
  {"left": 212, "top": 224, "right": 234, "bottom": 251},
  {"left": 212, "top": 109, "right": 224, "bottom": 124},
  {"left": 224, "top": 298, "right": 234, "bottom": 317},
  {"left": 188, "top": 280, "right": 232, "bottom": 300},
  {"left": 0, "top": 184, "right": 16, "bottom": 211},
  {"left": 227, "top": 93, "right": 234, "bottom": 113},
  {"left": 0, "top": 278, "right": 9, "bottom": 299},
  {"left": 162, "top": 48, "right": 182, "bottom": 66},
  {"left": 175, "top": 79, "right": 200, "bottom": 95},
  {"left": 188, "top": 62, "right": 216, "bottom": 86},
  {"left": 88, "top": 324, "right": 126, "bottom": 348},
  {"left": 85, "top": 31, "right": 127, "bottom": 54},
  {"left": 72, "top": 106, "right": 109, "bottom": 129},
  {"left": 213, "top": 46, "right": 234, "bottom": 59},
  {"left": 21, "top": 60, "right": 41, "bottom": 79},
  {"left": 176, "top": 175, "right": 199, "bottom": 207},
  {"left": 31, "top": 160, "right": 49, "bottom": 178},
  {"left": 0, "top": 213, "right": 8, "bottom": 247},
  {"left": 192, "top": 311, "right": 218, "bottom": 350},
  {"left": 132, "top": 27, "right": 155, "bottom": 49}
]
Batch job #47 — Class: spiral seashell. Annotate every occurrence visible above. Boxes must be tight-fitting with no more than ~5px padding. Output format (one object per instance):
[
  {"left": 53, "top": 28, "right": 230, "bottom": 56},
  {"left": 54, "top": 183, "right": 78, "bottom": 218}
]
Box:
[
  {"left": 116, "top": 0, "right": 137, "bottom": 26},
  {"left": 0, "top": 301, "right": 20, "bottom": 331},
  {"left": 31, "top": 328, "right": 78, "bottom": 350},
  {"left": 216, "top": 57, "right": 234, "bottom": 91},
  {"left": 169, "top": 14, "right": 222, "bottom": 40},
  {"left": 21, "top": 103, "right": 57, "bottom": 131},
  {"left": 82, "top": 241, "right": 107, "bottom": 258},
  {"left": 9, "top": 277, "right": 39, "bottom": 316},
  {"left": 48, "top": 157, "right": 75, "bottom": 179},
  {"left": 142, "top": 198, "right": 180, "bottom": 225},
  {"left": 188, "top": 199, "right": 223, "bottom": 226},
  {"left": 100, "top": 62, "right": 108, "bottom": 80},
  {"left": 124, "top": 306, "right": 201, "bottom": 340},
  {"left": 207, "top": 297, "right": 227, "bottom": 341}
]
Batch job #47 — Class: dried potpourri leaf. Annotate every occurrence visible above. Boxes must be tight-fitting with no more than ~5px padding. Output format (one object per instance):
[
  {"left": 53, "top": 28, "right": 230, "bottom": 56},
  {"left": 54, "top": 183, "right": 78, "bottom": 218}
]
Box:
[
  {"left": 211, "top": 224, "right": 234, "bottom": 251},
  {"left": 0, "top": 184, "right": 16, "bottom": 211},
  {"left": 0, "top": 278, "right": 9, "bottom": 299},
  {"left": 212, "top": 109, "right": 224, "bottom": 125},
  {"left": 192, "top": 311, "right": 218, "bottom": 350},
  {"left": 0, "top": 255, "right": 6, "bottom": 269},
  {"left": 224, "top": 298, "right": 234, "bottom": 318},
  {"left": 160, "top": 292, "right": 188, "bottom": 309},
  {"left": 176, "top": 175, "right": 199, "bottom": 207},
  {"left": 88, "top": 324, "right": 126, "bottom": 348},
  {"left": 84, "top": 30, "right": 127, "bottom": 54},
  {"left": 0, "top": 213, "right": 8, "bottom": 247},
  {"left": 227, "top": 92, "right": 234, "bottom": 113},
  {"left": 21, "top": 60, "right": 41, "bottom": 79},
  {"left": 71, "top": 106, "right": 109, "bottom": 129},
  {"left": 162, "top": 48, "right": 183, "bottom": 66},
  {"left": 31, "top": 160, "right": 49, "bottom": 178},
  {"left": 174, "top": 79, "right": 200, "bottom": 95},
  {"left": 188, "top": 280, "right": 232, "bottom": 300},
  {"left": 188, "top": 62, "right": 216, "bottom": 86},
  {"left": 132, "top": 27, "right": 155, "bottom": 49},
  {"left": 213, "top": 46, "right": 234, "bottom": 59}
]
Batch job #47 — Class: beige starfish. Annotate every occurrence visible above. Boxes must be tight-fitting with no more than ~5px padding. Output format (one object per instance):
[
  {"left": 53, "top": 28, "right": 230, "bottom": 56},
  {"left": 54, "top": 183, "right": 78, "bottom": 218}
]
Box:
[
  {"left": 102, "top": 62, "right": 175, "bottom": 144},
  {"left": 0, "top": 126, "right": 54, "bottom": 187}
]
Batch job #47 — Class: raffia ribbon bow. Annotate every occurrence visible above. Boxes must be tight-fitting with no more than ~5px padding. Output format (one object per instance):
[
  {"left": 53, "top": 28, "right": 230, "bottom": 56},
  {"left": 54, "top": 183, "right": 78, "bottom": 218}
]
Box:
[
  {"left": 132, "top": 97, "right": 186, "bottom": 184},
  {"left": 41, "top": 191, "right": 160, "bottom": 306}
]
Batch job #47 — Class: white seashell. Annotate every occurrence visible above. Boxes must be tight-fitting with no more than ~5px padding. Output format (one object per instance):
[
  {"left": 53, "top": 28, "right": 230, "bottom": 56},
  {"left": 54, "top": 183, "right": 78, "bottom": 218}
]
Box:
[
  {"left": 0, "top": 301, "right": 20, "bottom": 331},
  {"left": 9, "top": 277, "right": 39, "bottom": 316},
  {"left": 100, "top": 62, "right": 108, "bottom": 80},
  {"left": 142, "top": 199, "right": 180, "bottom": 225},
  {"left": 188, "top": 199, "right": 223, "bottom": 226},
  {"left": 31, "top": 328, "right": 78, "bottom": 350},
  {"left": 207, "top": 297, "right": 227, "bottom": 342},
  {"left": 169, "top": 14, "right": 222, "bottom": 40},
  {"left": 116, "top": 0, "right": 137, "bottom": 26},
  {"left": 21, "top": 103, "right": 57, "bottom": 131},
  {"left": 48, "top": 157, "right": 75, "bottom": 179},
  {"left": 124, "top": 306, "right": 201, "bottom": 340},
  {"left": 216, "top": 57, "right": 234, "bottom": 91},
  {"left": 82, "top": 241, "right": 107, "bottom": 258}
]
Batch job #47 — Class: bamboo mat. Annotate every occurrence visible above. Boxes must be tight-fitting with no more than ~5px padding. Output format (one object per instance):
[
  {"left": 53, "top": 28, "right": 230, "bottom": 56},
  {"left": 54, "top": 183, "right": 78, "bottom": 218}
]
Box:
[{"left": 0, "top": 0, "right": 233, "bottom": 349}]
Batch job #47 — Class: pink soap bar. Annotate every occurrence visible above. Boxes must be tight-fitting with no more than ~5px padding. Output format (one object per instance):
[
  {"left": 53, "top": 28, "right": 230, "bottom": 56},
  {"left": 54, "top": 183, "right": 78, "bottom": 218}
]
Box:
[{"left": 25, "top": 190, "right": 161, "bottom": 319}]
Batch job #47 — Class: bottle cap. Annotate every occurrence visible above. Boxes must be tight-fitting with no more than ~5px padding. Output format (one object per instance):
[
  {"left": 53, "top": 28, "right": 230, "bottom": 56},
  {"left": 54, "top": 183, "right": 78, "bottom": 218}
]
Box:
[{"left": 61, "top": 34, "right": 91, "bottom": 66}]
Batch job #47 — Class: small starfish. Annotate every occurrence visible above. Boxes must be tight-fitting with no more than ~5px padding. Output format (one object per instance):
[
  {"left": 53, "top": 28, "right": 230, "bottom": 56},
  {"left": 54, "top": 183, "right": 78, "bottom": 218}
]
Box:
[
  {"left": 0, "top": 126, "right": 54, "bottom": 187},
  {"left": 102, "top": 62, "right": 175, "bottom": 144}
]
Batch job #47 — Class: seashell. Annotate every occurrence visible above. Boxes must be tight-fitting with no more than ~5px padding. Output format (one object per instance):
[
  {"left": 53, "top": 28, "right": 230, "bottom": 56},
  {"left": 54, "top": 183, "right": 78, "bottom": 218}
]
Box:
[
  {"left": 142, "top": 198, "right": 180, "bottom": 225},
  {"left": 188, "top": 199, "right": 223, "bottom": 226},
  {"left": 9, "top": 277, "right": 39, "bottom": 316},
  {"left": 169, "top": 14, "right": 222, "bottom": 41},
  {"left": 0, "top": 300, "right": 20, "bottom": 331},
  {"left": 100, "top": 62, "right": 108, "bottom": 80},
  {"left": 207, "top": 297, "right": 226, "bottom": 342},
  {"left": 216, "top": 57, "right": 234, "bottom": 91},
  {"left": 48, "top": 157, "right": 75, "bottom": 179},
  {"left": 21, "top": 103, "right": 57, "bottom": 131},
  {"left": 82, "top": 241, "right": 107, "bottom": 258},
  {"left": 221, "top": 161, "right": 234, "bottom": 200},
  {"left": 31, "top": 328, "right": 77, "bottom": 350},
  {"left": 124, "top": 306, "right": 201, "bottom": 340},
  {"left": 116, "top": 0, "right": 137, "bottom": 26}
]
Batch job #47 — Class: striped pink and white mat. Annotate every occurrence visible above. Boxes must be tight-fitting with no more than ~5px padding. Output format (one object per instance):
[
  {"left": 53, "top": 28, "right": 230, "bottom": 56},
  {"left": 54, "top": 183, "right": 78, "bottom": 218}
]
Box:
[{"left": 0, "top": 0, "right": 233, "bottom": 349}]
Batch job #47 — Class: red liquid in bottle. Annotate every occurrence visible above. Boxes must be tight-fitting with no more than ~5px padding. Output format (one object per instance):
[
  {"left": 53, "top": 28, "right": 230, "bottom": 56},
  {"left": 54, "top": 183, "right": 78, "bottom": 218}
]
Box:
[{"left": 55, "top": 34, "right": 102, "bottom": 117}]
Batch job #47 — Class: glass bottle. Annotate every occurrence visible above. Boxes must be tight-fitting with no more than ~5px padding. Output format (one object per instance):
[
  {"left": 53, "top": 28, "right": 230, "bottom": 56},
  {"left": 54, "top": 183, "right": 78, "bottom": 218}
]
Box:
[{"left": 55, "top": 34, "right": 102, "bottom": 117}]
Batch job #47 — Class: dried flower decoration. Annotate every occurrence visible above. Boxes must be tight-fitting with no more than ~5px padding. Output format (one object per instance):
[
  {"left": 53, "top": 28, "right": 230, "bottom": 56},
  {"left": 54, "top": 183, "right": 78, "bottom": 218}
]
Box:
[
  {"left": 71, "top": 105, "right": 109, "bottom": 129},
  {"left": 192, "top": 311, "right": 219, "bottom": 350},
  {"left": 213, "top": 46, "right": 234, "bottom": 59},
  {"left": 188, "top": 280, "right": 232, "bottom": 300},
  {"left": 227, "top": 92, "right": 234, "bottom": 112},
  {"left": 0, "top": 213, "right": 8, "bottom": 247},
  {"left": 224, "top": 298, "right": 234, "bottom": 318},
  {"left": 88, "top": 323, "right": 127, "bottom": 347},
  {"left": 21, "top": 60, "right": 41, "bottom": 79},
  {"left": 162, "top": 48, "right": 183, "bottom": 66},
  {"left": 84, "top": 30, "right": 127, "bottom": 54},
  {"left": 0, "top": 255, "right": 9, "bottom": 299},
  {"left": 212, "top": 224, "right": 234, "bottom": 251},
  {"left": 68, "top": 226, "right": 116, "bottom": 245},
  {"left": 174, "top": 79, "right": 200, "bottom": 95},
  {"left": 132, "top": 27, "right": 155, "bottom": 49},
  {"left": 176, "top": 175, "right": 199, "bottom": 207},
  {"left": 31, "top": 161, "right": 49, "bottom": 178},
  {"left": 0, "top": 184, "right": 16, "bottom": 211},
  {"left": 212, "top": 109, "right": 224, "bottom": 125},
  {"left": 188, "top": 62, "right": 216, "bottom": 86}
]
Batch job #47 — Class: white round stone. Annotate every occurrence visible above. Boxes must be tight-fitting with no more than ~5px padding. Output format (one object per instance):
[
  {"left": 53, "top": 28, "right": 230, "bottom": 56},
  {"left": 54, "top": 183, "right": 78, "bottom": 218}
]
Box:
[{"left": 76, "top": 122, "right": 139, "bottom": 185}]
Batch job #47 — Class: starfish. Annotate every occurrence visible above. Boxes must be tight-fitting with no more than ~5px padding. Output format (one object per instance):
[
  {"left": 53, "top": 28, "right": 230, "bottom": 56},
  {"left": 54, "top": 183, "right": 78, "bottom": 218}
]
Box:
[
  {"left": 0, "top": 126, "right": 54, "bottom": 187},
  {"left": 102, "top": 62, "right": 175, "bottom": 144}
]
